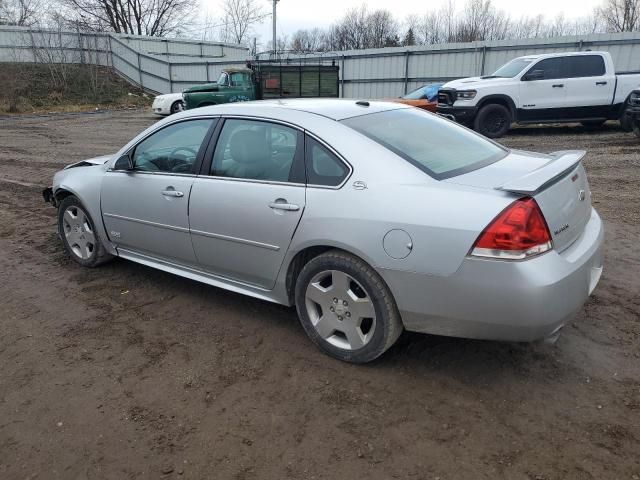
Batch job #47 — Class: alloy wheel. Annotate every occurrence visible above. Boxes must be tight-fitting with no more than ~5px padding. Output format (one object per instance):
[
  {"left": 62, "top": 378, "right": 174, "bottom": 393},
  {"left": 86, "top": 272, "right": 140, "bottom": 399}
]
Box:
[
  {"left": 62, "top": 206, "right": 96, "bottom": 260},
  {"left": 304, "top": 269, "right": 377, "bottom": 350}
]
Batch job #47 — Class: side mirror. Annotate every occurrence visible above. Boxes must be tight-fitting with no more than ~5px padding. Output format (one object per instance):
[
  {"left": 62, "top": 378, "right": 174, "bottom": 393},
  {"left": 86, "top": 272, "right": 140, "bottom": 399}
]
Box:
[
  {"left": 114, "top": 154, "right": 133, "bottom": 171},
  {"left": 523, "top": 69, "right": 544, "bottom": 81}
]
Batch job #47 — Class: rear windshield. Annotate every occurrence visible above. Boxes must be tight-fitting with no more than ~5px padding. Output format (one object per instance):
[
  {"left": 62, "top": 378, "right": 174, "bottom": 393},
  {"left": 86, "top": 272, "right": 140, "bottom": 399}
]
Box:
[{"left": 341, "top": 108, "right": 507, "bottom": 179}]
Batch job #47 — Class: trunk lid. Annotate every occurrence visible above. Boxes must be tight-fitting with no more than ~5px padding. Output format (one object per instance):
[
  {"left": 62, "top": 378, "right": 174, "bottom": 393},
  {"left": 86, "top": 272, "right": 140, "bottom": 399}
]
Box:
[{"left": 445, "top": 150, "right": 592, "bottom": 252}]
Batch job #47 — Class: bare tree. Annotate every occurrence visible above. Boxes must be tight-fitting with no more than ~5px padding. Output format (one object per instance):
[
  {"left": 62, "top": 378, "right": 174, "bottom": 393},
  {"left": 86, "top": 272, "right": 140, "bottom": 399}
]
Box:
[
  {"left": 0, "top": 0, "right": 42, "bottom": 25},
  {"left": 289, "top": 28, "right": 326, "bottom": 52},
  {"left": 599, "top": 0, "right": 640, "bottom": 31},
  {"left": 220, "top": 0, "right": 269, "bottom": 45},
  {"left": 58, "top": 0, "right": 197, "bottom": 36},
  {"left": 367, "top": 9, "right": 398, "bottom": 48}
]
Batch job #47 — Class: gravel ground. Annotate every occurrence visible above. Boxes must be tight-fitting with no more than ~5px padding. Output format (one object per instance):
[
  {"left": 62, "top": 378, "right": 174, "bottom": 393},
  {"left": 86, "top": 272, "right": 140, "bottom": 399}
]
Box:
[{"left": 0, "top": 110, "right": 638, "bottom": 480}]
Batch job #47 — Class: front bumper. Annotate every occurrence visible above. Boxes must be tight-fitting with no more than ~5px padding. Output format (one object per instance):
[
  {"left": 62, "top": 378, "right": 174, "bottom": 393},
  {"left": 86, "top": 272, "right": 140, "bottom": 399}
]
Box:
[
  {"left": 437, "top": 105, "right": 478, "bottom": 125},
  {"left": 43, "top": 187, "right": 56, "bottom": 206},
  {"left": 381, "top": 208, "right": 604, "bottom": 342}
]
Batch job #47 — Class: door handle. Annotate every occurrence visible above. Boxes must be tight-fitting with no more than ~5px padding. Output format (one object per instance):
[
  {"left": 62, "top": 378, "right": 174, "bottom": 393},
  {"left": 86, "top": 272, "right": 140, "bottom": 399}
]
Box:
[
  {"left": 269, "top": 200, "right": 300, "bottom": 211},
  {"left": 162, "top": 190, "right": 184, "bottom": 198},
  {"left": 596, "top": 81, "right": 607, "bottom": 86},
  {"left": 552, "top": 84, "right": 564, "bottom": 88}
]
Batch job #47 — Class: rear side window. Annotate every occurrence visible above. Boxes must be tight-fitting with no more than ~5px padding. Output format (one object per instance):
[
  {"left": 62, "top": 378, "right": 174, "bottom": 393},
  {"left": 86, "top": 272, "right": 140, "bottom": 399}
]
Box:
[
  {"left": 529, "top": 57, "right": 566, "bottom": 80},
  {"left": 211, "top": 119, "right": 302, "bottom": 183},
  {"left": 341, "top": 108, "right": 506, "bottom": 180},
  {"left": 566, "top": 55, "right": 606, "bottom": 78},
  {"left": 305, "top": 137, "right": 349, "bottom": 186}
]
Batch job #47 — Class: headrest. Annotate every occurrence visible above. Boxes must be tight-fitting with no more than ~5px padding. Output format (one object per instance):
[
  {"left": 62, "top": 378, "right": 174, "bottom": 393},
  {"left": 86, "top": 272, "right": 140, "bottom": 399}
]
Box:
[{"left": 229, "top": 129, "right": 268, "bottom": 164}]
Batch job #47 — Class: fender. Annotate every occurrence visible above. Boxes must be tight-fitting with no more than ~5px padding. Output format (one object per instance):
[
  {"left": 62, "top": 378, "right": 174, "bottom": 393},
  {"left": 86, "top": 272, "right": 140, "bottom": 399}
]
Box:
[
  {"left": 476, "top": 94, "right": 517, "bottom": 119},
  {"left": 52, "top": 166, "right": 118, "bottom": 256}
]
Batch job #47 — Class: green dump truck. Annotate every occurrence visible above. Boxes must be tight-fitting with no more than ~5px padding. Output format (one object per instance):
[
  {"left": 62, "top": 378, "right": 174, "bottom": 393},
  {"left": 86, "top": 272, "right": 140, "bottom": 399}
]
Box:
[{"left": 183, "top": 63, "right": 340, "bottom": 110}]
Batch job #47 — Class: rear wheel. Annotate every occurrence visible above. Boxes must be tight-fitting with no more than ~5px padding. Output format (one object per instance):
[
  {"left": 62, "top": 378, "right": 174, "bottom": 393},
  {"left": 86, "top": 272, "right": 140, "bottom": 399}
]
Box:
[
  {"left": 474, "top": 104, "right": 511, "bottom": 138},
  {"left": 294, "top": 250, "right": 403, "bottom": 363},
  {"left": 58, "top": 196, "right": 111, "bottom": 267},
  {"left": 620, "top": 106, "right": 633, "bottom": 132}
]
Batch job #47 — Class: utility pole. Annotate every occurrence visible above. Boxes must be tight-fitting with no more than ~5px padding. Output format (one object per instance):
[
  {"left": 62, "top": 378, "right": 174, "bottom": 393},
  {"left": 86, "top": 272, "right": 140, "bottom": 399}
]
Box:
[{"left": 272, "top": 0, "right": 280, "bottom": 58}]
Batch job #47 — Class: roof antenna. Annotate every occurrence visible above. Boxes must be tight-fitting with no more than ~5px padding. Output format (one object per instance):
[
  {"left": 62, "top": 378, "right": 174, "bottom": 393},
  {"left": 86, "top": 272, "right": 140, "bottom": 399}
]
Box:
[{"left": 355, "top": 101, "right": 370, "bottom": 107}]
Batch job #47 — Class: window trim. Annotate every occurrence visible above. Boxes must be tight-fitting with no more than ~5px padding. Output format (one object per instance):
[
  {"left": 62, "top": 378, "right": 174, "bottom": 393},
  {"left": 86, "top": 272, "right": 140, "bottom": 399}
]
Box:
[
  {"left": 303, "top": 131, "right": 353, "bottom": 190},
  {"left": 109, "top": 116, "right": 219, "bottom": 177}
]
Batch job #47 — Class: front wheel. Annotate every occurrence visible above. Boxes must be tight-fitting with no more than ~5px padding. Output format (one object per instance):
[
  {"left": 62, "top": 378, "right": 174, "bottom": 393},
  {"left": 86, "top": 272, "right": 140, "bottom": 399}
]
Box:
[
  {"left": 58, "top": 196, "right": 112, "bottom": 267},
  {"left": 170, "top": 100, "right": 184, "bottom": 115},
  {"left": 474, "top": 103, "right": 512, "bottom": 138},
  {"left": 633, "top": 120, "right": 640, "bottom": 138},
  {"left": 294, "top": 250, "right": 403, "bottom": 363}
]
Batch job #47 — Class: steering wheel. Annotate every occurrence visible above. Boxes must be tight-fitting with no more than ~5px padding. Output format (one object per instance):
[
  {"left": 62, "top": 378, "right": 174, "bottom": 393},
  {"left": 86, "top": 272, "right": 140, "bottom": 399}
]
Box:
[{"left": 169, "top": 147, "right": 198, "bottom": 172}]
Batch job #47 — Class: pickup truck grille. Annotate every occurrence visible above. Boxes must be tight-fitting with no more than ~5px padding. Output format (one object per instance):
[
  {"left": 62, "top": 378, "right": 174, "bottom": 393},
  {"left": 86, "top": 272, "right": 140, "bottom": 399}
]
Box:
[{"left": 438, "top": 89, "right": 456, "bottom": 107}]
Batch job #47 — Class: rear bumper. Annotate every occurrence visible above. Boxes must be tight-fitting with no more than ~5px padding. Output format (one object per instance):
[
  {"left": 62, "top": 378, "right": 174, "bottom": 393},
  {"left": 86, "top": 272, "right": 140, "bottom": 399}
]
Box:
[
  {"left": 436, "top": 105, "right": 478, "bottom": 125},
  {"left": 381, "top": 208, "right": 604, "bottom": 342}
]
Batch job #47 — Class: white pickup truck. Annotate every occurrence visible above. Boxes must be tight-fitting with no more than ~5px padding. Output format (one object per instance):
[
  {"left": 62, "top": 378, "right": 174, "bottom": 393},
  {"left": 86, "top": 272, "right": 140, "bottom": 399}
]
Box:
[{"left": 437, "top": 51, "right": 640, "bottom": 137}]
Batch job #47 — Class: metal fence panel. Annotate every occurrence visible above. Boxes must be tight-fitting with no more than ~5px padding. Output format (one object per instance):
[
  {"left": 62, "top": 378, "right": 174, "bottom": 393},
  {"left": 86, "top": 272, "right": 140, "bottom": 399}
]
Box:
[{"left": 3, "top": 26, "right": 640, "bottom": 98}]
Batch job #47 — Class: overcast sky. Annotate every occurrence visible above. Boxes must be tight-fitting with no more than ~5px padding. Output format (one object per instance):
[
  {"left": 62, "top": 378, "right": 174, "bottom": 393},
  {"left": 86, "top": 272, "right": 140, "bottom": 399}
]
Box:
[{"left": 205, "top": 0, "right": 605, "bottom": 44}]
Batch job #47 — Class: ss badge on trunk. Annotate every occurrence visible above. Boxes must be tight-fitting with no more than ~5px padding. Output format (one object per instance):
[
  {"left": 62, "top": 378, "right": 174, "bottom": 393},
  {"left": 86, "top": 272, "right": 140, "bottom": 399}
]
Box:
[{"left": 578, "top": 190, "right": 586, "bottom": 202}]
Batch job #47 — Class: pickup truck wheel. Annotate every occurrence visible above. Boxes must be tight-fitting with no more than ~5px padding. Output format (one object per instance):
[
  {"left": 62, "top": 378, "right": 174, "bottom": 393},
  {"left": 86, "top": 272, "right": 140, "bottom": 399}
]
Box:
[
  {"left": 580, "top": 120, "right": 606, "bottom": 128},
  {"left": 620, "top": 107, "right": 633, "bottom": 132},
  {"left": 474, "top": 104, "right": 511, "bottom": 138},
  {"left": 633, "top": 121, "right": 640, "bottom": 138},
  {"left": 58, "top": 196, "right": 112, "bottom": 268}
]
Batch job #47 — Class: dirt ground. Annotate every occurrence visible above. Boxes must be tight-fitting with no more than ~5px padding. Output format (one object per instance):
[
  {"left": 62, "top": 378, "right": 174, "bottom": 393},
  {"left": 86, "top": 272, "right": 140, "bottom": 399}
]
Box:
[{"left": 0, "top": 110, "right": 638, "bottom": 480}]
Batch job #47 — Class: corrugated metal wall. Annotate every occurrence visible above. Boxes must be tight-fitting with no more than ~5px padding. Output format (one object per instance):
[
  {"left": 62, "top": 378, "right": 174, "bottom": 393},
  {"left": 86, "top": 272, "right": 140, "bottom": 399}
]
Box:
[
  {"left": 2, "top": 26, "right": 640, "bottom": 97},
  {"left": 280, "top": 32, "right": 640, "bottom": 98},
  {"left": 0, "top": 26, "right": 249, "bottom": 94}
]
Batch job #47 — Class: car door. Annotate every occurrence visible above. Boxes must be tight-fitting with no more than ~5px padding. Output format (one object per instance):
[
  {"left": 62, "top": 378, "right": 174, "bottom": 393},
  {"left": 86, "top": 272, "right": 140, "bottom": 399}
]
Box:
[
  {"left": 563, "top": 55, "right": 615, "bottom": 112},
  {"left": 189, "top": 118, "right": 306, "bottom": 289},
  {"left": 519, "top": 57, "right": 567, "bottom": 121},
  {"left": 101, "top": 118, "right": 216, "bottom": 264}
]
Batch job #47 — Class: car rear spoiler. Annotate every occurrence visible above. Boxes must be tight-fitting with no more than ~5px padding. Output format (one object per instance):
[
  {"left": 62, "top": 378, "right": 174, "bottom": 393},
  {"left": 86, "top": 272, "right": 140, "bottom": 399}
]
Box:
[{"left": 495, "top": 150, "right": 586, "bottom": 195}]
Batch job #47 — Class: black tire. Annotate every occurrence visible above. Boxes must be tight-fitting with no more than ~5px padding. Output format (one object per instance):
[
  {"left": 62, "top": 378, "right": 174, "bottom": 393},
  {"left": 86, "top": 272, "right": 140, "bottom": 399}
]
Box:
[
  {"left": 170, "top": 100, "right": 184, "bottom": 115},
  {"left": 633, "top": 120, "right": 640, "bottom": 138},
  {"left": 473, "top": 103, "right": 511, "bottom": 138},
  {"left": 58, "top": 195, "right": 112, "bottom": 268},
  {"left": 294, "top": 250, "right": 403, "bottom": 363},
  {"left": 620, "top": 107, "right": 633, "bottom": 132},
  {"left": 580, "top": 119, "right": 606, "bottom": 128}
]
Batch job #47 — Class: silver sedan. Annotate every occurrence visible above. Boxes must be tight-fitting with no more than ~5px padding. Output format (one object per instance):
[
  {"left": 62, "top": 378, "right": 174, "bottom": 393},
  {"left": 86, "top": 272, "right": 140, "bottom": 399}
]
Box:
[{"left": 43, "top": 100, "right": 604, "bottom": 363}]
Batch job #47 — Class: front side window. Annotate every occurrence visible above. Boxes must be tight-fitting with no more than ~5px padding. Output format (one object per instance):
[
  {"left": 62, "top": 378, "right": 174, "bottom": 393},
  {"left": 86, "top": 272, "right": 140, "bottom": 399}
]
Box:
[
  {"left": 341, "top": 108, "right": 506, "bottom": 179},
  {"left": 566, "top": 55, "right": 606, "bottom": 78},
  {"left": 132, "top": 119, "right": 214, "bottom": 173},
  {"left": 305, "top": 137, "right": 349, "bottom": 187},
  {"left": 527, "top": 57, "right": 566, "bottom": 80},
  {"left": 211, "top": 119, "right": 301, "bottom": 182}
]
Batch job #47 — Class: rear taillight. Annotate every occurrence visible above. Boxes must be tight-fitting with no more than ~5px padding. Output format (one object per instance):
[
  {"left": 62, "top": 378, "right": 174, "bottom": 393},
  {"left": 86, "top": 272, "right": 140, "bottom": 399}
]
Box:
[{"left": 470, "top": 198, "right": 552, "bottom": 260}]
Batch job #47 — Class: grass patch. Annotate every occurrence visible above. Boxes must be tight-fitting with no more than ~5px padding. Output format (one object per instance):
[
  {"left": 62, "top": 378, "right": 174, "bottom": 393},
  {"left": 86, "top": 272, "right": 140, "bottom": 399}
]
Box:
[{"left": 0, "top": 63, "right": 152, "bottom": 114}]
